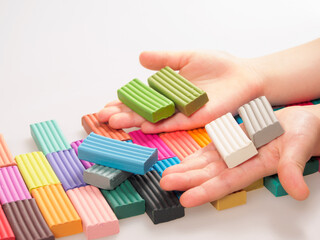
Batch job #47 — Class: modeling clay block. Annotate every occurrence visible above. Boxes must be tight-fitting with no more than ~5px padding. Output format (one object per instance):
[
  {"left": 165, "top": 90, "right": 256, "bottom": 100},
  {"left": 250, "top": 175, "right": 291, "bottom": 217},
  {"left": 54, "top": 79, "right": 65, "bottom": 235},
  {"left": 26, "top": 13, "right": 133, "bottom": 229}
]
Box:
[
  {"left": 272, "top": 106, "right": 285, "bottom": 111},
  {"left": 2, "top": 199, "right": 54, "bottom": 240},
  {"left": 187, "top": 128, "right": 211, "bottom": 148},
  {"left": 149, "top": 157, "right": 181, "bottom": 177},
  {"left": 78, "top": 133, "right": 158, "bottom": 175},
  {"left": 303, "top": 157, "right": 319, "bottom": 175},
  {"left": 263, "top": 175, "right": 287, "bottom": 197},
  {"left": 234, "top": 115, "right": 243, "bottom": 124},
  {"left": 67, "top": 185, "right": 119, "bottom": 239},
  {"left": 0, "top": 205, "right": 15, "bottom": 240},
  {"left": 30, "top": 120, "right": 71, "bottom": 155},
  {"left": 312, "top": 98, "right": 320, "bottom": 105},
  {"left": 238, "top": 96, "right": 284, "bottom": 148},
  {"left": 31, "top": 184, "right": 82, "bottom": 238},
  {"left": 71, "top": 139, "right": 95, "bottom": 169},
  {"left": 84, "top": 164, "right": 132, "bottom": 190},
  {"left": 82, "top": 113, "right": 131, "bottom": 141},
  {"left": 100, "top": 180, "right": 145, "bottom": 219},
  {"left": 46, "top": 149, "right": 86, "bottom": 191},
  {"left": 129, "top": 171, "right": 184, "bottom": 224},
  {"left": 205, "top": 113, "right": 258, "bottom": 168},
  {"left": 159, "top": 131, "right": 201, "bottom": 160},
  {"left": 0, "top": 166, "right": 31, "bottom": 204},
  {"left": 129, "top": 130, "right": 175, "bottom": 160},
  {"left": 15, "top": 152, "right": 60, "bottom": 191},
  {"left": 243, "top": 178, "right": 264, "bottom": 192},
  {"left": 211, "top": 190, "right": 247, "bottom": 210},
  {"left": 118, "top": 78, "right": 175, "bottom": 123},
  {"left": 285, "top": 101, "right": 314, "bottom": 107},
  {"left": 148, "top": 66, "right": 209, "bottom": 116},
  {"left": 0, "top": 134, "right": 16, "bottom": 168}
]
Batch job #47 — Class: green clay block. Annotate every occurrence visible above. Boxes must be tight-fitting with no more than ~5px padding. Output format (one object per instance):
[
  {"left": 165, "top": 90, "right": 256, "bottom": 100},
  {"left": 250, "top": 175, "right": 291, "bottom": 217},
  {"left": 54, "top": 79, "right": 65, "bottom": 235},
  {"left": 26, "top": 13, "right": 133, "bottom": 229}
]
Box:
[
  {"left": 303, "top": 157, "right": 319, "bottom": 175},
  {"left": 100, "top": 180, "right": 145, "bottom": 219},
  {"left": 311, "top": 98, "right": 320, "bottom": 105},
  {"left": 117, "top": 79, "right": 175, "bottom": 123},
  {"left": 148, "top": 66, "right": 209, "bottom": 116}
]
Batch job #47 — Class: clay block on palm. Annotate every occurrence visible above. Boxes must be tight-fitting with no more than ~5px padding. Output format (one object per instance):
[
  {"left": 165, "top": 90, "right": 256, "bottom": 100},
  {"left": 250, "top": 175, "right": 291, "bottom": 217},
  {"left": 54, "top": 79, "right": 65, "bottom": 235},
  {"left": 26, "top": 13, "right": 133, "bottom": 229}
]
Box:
[
  {"left": 148, "top": 66, "right": 209, "bottom": 116},
  {"left": 118, "top": 78, "right": 175, "bottom": 123},
  {"left": 205, "top": 113, "right": 258, "bottom": 168},
  {"left": 84, "top": 164, "right": 132, "bottom": 190},
  {"left": 211, "top": 190, "right": 247, "bottom": 210},
  {"left": 100, "top": 180, "right": 145, "bottom": 219},
  {"left": 238, "top": 96, "right": 284, "bottom": 148},
  {"left": 187, "top": 128, "right": 211, "bottom": 148},
  {"left": 3, "top": 198, "right": 54, "bottom": 240},
  {"left": 129, "top": 171, "right": 184, "bottom": 224}
]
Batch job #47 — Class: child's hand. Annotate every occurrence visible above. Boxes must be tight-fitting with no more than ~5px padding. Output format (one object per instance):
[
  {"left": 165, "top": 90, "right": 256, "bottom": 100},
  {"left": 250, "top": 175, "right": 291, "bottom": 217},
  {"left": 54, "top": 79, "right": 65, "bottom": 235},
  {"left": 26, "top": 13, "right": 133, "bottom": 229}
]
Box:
[
  {"left": 160, "top": 106, "right": 320, "bottom": 207},
  {"left": 98, "top": 51, "right": 264, "bottom": 133}
]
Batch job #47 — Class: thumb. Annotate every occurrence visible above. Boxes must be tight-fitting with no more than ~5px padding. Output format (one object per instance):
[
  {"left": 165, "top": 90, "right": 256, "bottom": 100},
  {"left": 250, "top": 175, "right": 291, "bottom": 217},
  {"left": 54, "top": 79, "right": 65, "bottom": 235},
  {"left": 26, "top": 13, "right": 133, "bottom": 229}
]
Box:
[{"left": 139, "top": 51, "right": 193, "bottom": 71}]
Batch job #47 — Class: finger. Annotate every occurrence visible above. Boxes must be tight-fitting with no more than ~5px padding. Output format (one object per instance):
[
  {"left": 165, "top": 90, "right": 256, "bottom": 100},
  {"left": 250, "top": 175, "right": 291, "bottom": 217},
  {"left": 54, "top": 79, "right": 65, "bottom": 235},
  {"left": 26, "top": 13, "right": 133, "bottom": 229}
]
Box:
[
  {"left": 108, "top": 112, "right": 146, "bottom": 129},
  {"left": 139, "top": 51, "right": 194, "bottom": 71},
  {"left": 97, "top": 105, "right": 132, "bottom": 122},
  {"left": 104, "top": 100, "right": 122, "bottom": 107}
]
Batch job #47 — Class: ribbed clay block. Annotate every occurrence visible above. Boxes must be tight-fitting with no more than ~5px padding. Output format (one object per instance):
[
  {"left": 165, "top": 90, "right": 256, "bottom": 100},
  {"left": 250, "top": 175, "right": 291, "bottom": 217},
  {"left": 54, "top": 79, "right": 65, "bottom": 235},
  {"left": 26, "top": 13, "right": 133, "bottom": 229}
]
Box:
[
  {"left": 84, "top": 164, "right": 132, "bottom": 190},
  {"left": 0, "top": 166, "right": 31, "bottom": 204},
  {"left": 238, "top": 96, "right": 284, "bottom": 148},
  {"left": 31, "top": 184, "right": 82, "bottom": 238},
  {"left": 82, "top": 113, "right": 131, "bottom": 140},
  {"left": 150, "top": 157, "right": 181, "bottom": 177},
  {"left": 0, "top": 134, "right": 16, "bottom": 168},
  {"left": 243, "top": 178, "right": 264, "bottom": 192},
  {"left": 71, "top": 139, "right": 95, "bottom": 169},
  {"left": 0, "top": 205, "right": 15, "bottom": 240},
  {"left": 187, "top": 128, "right": 211, "bottom": 148},
  {"left": 46, "top": 149, "right": 86, "bottom": 191},
  {"left": 30, "top": 120, "right": 71, "bottom": 155},
  {"left": 159, "top": 131, "right": 201, "bottom": 160},
  {"left": 211, "top": 190, "right": 247, "bottom": 210},
  {"left": 129, "top": 171, "right": 184, "bottom": 224},
  {"left": 67, "top": 186, "right": 119, "bottom": 239},
  {"left": 117, "top": 78, "right": 175, "bottom": 123},
  {"left": 311, "top": 98, "right": 320, "bottom": 105},
  {"left": 3, "top": 199, "right": 54, "bottom": 240},
  {"left": 78, "top": 133, "right": 158, "bottom": 175},
  {"left": 205, "top": 113, "right": 258, "bottom": 168},
  {"left": 129, "top": 130, "right": 175, "bottom": 160},
  {"left": 148, "top": 66, "right": 209, "bottom": 116},
  {"left": 15, "top": 152, "right": 60, "bottom": 192},
  {"left": 100, "top": 180, "right": 145, "bottom": 219}
]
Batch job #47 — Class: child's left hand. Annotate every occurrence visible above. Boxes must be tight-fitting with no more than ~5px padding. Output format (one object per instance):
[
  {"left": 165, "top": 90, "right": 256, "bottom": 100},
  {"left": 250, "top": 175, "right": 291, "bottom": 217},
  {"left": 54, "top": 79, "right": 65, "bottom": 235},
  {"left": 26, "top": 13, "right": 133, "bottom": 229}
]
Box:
[{"left": 160, "top": 106, "right": 320, "bottom": 207}]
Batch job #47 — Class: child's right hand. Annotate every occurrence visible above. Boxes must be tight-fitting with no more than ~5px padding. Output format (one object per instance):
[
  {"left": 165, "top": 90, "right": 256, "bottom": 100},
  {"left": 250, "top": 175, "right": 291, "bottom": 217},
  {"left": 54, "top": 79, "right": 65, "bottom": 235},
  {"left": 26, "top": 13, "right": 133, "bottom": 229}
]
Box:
[{"left": 98, "top": 51, "right": 265, "bottom": 133}]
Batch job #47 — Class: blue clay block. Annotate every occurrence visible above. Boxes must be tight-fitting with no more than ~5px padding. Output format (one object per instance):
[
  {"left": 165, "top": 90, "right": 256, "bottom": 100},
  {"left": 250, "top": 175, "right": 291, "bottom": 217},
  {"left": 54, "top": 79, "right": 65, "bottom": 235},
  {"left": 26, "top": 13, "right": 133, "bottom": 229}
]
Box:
[
  {"left": 46, "top": 149, "right": 86, "bottom": 191},
  {"left": 78, "top": 133, "right": 158, "bottom": 175},
  {"left": 311, "top": 98, "right": 320, "bottom": 105},
  {"left": 234, "top": 115, "right": 243, "bottom": 124},
  {"left": 150, "top": 157, "right": 181, "bottom": 177},
  {"left": 125, "top": 140, "right": 133, "bottom": 143}
]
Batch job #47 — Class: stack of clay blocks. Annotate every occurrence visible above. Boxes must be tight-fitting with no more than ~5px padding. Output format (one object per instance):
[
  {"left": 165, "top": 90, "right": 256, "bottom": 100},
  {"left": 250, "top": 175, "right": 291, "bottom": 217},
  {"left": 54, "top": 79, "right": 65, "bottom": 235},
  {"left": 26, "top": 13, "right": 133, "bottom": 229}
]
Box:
[
  {"left": 117, "top": 66, "right": 209, "bottom": 123},
  {"left": 29, "top": 120, "right": 120, "bottom": 239},
  {"left": 0, "top": 135, "right": 54, "bottom": 240}
]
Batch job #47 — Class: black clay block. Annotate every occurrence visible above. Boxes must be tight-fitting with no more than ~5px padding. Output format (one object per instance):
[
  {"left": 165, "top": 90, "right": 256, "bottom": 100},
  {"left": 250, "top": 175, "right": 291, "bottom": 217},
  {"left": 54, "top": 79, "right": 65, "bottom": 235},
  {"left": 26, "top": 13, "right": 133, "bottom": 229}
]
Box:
[
  {"left": 129, "top": 170, "right": 184, "bottom": 224},
  {"left": 2, "top": 198, "right": 54, "bottom": 240}
]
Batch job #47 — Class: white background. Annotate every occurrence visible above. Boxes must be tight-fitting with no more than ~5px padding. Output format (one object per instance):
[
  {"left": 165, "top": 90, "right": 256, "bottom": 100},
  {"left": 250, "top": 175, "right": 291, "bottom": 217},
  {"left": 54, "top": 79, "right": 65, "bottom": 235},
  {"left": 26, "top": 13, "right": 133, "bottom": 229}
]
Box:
[{"left": 0, "top": 1, "right": 320, "bottom": 240}]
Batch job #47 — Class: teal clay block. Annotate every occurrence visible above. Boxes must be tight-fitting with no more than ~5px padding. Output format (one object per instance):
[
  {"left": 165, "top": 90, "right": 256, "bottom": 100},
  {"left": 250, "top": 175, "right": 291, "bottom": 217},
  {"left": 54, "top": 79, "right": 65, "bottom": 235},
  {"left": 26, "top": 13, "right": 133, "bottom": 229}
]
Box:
[
  {"left": 148, "top": 66, "right": 209, "bottom": 116},
  {"left": 30, "top": 120, "right": 71, "bottom": 155},
  {"left": 100, "top": 180, "right": 145, "bottom": 219},
  {"left": 311, "top": 98, "right": 320, "bottom": 105},
  {"left": 303, "top": 157, "right": 319, "bottom": 175},
  {"left": 117, "top": 79, "right": 175, "bottom": 123}
]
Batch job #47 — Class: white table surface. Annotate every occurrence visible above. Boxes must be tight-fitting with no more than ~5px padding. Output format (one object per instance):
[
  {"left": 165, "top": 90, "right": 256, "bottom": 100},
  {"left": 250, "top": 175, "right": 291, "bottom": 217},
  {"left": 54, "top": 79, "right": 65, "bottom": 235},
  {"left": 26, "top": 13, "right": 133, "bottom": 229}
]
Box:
[{"left": 0, "top": 1, "right": 320, "bottom": 240}]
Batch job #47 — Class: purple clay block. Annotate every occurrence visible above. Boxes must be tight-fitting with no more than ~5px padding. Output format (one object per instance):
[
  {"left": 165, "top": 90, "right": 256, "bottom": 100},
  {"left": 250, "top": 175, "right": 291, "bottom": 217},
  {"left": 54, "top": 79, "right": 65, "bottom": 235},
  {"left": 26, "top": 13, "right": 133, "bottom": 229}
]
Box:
[
  {"left": 46, "top": 149, "right": 86, "bottom": 191},
  {"left": 0, "top": 166, "right": 31, "bottom": 204},
  {"left": 71, "top": 140, "right": 95, "bottom": 169}
]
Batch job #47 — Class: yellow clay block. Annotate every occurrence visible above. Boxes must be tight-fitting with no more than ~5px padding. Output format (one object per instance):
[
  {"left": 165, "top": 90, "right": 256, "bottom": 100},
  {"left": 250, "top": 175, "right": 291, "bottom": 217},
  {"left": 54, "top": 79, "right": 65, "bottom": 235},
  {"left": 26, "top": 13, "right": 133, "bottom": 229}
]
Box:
[
  {"left": 243, "top": 178, "right": 264, "bottom": 192},
  {"left": 211, "top": 190, "right": 247, "bottom": 210}
]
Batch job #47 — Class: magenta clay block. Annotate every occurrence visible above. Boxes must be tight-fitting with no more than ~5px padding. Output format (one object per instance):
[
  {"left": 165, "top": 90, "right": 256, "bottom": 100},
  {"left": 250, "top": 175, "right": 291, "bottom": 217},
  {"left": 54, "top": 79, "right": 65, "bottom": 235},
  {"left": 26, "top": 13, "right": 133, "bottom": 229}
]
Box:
[{"left": 71, "top": 140, "right": 95, "bottom": 169}]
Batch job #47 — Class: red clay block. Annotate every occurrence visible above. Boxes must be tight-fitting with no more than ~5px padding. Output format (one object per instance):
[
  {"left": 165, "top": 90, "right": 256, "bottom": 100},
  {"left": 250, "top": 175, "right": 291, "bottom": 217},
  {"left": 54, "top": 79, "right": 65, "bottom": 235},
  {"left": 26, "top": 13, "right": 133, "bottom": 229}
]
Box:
[
  {"left": 0, "top": 205, "right": 15, "bottom": 240},
  {"left": 0, "top": 134, "right": 16, "bottom": 168}
]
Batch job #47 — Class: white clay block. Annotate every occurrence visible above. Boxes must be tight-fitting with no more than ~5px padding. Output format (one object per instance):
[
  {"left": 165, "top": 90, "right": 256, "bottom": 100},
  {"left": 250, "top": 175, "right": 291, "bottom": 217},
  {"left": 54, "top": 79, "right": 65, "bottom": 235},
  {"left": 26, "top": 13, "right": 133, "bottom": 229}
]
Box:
[
  {"left": 238, "top": 96, "right": 284, "bottom": 148},
  {"left": 205, "top": 113, "right": 258, "bottom": 168}
]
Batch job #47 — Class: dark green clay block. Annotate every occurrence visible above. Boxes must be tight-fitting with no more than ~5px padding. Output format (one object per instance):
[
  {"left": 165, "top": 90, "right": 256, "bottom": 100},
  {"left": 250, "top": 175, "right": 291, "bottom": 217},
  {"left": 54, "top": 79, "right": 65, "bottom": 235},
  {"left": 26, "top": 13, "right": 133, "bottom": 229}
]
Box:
[
  {"left": 117, "top": 79, "right": 175, "bottom": 123},
  {"left": 264, "top": 157, "right": 319, "bottom": 197},
  {"left": 100, "top": 180, "right": 145, "bottom": 219},
  {"left": 311, "top": 98, "right": 320, "bottom": 105},
  {"left": 148, "top": 66, "right": 209, "bottom": 116}
]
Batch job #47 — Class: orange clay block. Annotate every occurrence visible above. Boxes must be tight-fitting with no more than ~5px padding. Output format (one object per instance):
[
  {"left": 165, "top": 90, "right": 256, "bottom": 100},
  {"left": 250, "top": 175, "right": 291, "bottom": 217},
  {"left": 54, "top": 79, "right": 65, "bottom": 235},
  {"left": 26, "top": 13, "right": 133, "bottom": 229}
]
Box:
[
  {"left": 187, "top": 128, "right": 211, "bottom": 148},
  {"left": 67, "top": 186, "right": 119, "bottom": 240},
  {"left": 31, "top": 184, "right": 82, "bottom": 238},
  {"left": 211, "top": 190, "right": 247, "bottom": 211},
  {"left": 243, "top": 178, "right": 264, "bottom": 192},
  {"left": 0, "top": 134, "right": 16, "bottom": 167},
  {"left": 159, "top": 131, "right": 201, "bottom": 160},
  {"left": 82, "top": 113, "right": 131, "bottom": 141}
]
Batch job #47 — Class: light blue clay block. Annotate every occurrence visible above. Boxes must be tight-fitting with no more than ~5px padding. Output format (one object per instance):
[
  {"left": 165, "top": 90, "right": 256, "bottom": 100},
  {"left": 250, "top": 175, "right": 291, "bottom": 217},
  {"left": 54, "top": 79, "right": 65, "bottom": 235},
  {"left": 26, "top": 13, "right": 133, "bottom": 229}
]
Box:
[
  {"left": 150, "top": 157, "right": 181, "bottom": 177},
  {"left": 234, "top": 115, "right": 243, "bottom": 124},
  {"left": 78, "top": 133, "right": 158, "bottom": 175}
]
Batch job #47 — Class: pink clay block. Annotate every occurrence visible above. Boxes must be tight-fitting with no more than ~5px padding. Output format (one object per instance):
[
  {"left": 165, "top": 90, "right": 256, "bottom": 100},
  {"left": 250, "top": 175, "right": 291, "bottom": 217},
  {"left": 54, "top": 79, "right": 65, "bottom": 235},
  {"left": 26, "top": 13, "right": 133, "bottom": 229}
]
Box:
[
  {"left": 71, "top": 140, "right": 95, "bottom": 169},
  {"left": 129, "top": 130, "right": 175, "bottom": 160},
  {"left": 0, "top": 166, "right": 31, "bottom": 204},
  {"left": 67, "top": 185, "right": 119, "bottom": 240}
]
